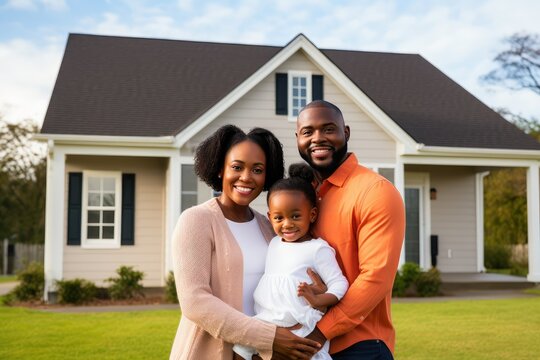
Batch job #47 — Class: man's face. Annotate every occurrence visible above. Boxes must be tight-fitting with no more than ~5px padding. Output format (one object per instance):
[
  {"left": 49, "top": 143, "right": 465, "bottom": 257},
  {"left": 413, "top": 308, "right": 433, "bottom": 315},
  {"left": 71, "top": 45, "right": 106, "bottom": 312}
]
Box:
[{"left": 296, "top": 106, "right": 350, "bottom": 178}]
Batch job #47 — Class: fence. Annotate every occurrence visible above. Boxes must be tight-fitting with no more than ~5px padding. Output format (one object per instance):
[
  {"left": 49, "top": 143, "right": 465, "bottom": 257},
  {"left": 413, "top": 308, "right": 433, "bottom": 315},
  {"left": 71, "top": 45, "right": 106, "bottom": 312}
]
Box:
[{"left": 1, "top": 240, "right": 44, "bottom": 274}]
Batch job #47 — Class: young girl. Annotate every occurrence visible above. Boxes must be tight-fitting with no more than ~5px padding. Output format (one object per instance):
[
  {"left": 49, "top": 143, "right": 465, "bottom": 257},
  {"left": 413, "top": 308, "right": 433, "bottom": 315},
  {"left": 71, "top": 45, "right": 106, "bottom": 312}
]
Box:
[{"left": 233, "top": 164, "right": 349, "bottom": 360}]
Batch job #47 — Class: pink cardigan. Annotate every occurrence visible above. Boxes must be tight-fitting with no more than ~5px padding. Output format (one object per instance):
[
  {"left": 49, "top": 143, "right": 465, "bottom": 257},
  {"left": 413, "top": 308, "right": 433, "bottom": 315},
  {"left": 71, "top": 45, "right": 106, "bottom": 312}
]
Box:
[{"left": 170, "top": 198, "right": 277, "bottom": 360}]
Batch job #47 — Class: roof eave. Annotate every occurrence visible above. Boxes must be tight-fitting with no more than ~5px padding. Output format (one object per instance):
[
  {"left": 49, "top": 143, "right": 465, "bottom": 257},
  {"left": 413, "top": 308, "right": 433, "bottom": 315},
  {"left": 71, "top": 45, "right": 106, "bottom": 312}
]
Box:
[
  {"left": 408, "top": 144, "right": 540, "bottom": 160},
  {"left": 34, "top": 133, "right": 177, "bottom": 148}
]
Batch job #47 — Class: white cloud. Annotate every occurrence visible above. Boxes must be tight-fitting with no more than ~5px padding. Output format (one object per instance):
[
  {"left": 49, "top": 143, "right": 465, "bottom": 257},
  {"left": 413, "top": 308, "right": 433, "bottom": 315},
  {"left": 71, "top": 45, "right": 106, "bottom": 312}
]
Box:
[
  {"left": 4, "top": 0, "right": 67, "bottom": 11},
  {"left": 5, "top": 0, "right": 37, "bottom": 10},
  {"left": 0, "top": 38, "right": 63, "bottom": 124}
]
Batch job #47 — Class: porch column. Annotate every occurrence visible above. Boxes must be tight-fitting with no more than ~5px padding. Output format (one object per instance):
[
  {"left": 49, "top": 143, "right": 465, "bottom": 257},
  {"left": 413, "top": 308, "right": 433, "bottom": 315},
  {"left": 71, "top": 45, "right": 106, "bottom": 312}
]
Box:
[
  {"left": 527, "top": 163, "right": 540, "bottom": 282},
  {"left": 394, "top": 159, "right": 406, "bottom": 267},
  {"left": 43, "top": 142, "right": 65, "bottom": 301},
  {"left": 165, "top": 153, "right": 181, "bottom": 279}
]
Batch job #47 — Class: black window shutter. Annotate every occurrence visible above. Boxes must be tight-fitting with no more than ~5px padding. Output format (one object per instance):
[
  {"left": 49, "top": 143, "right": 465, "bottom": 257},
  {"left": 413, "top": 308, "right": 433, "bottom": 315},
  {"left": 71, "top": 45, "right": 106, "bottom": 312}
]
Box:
[
  {"left": 67, "top": 172, "right": 82, "bottom": 245},
  {"left": 312, "top": 75, "right": 323, "bottom": 101},
  {"left": 275, "top": 73, "right": 288, "bottom": 115},
  {"left": 121, "top": 173, "right": 136, "bottom": 246}
]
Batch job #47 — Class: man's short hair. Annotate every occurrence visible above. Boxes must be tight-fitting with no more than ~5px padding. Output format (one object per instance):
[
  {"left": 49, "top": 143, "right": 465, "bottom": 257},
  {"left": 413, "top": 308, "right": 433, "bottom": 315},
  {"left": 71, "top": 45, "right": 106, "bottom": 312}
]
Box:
[{"left": 299, "top": 100, "right": 343, "bottom": 119}]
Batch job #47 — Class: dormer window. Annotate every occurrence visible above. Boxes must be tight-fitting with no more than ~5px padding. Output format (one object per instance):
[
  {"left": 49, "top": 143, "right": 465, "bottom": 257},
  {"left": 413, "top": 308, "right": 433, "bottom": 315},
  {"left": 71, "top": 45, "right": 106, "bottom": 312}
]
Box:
[
  {"left": 275, "top": 72, "right": 323, "bottom": 120},
  {"left": 289, "top": 71, "right": 311, "bottom": 118}
]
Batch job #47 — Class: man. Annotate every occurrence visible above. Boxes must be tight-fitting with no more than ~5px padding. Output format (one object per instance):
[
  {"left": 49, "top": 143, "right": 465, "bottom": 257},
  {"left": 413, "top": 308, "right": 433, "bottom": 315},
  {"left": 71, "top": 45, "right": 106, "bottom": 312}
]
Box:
[{"left": 297, "top": 100, "right": 405, "bottom": 360}]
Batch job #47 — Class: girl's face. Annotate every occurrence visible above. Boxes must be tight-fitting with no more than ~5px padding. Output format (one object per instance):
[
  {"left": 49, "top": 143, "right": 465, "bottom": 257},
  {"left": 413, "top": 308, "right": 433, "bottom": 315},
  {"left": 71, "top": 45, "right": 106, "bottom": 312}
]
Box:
[
  {"left": 267, "top": 190, "right": 317, "bottom": 242},
  {"left": 219, "top": 140, "right": 266, "bottom": 208}
]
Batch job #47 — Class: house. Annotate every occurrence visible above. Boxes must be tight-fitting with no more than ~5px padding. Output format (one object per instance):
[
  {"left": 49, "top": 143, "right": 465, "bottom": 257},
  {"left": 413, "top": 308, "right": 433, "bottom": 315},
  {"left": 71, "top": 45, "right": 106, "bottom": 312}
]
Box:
[{"left": 36, "top": 33, "right": 540, "bottom": 301}]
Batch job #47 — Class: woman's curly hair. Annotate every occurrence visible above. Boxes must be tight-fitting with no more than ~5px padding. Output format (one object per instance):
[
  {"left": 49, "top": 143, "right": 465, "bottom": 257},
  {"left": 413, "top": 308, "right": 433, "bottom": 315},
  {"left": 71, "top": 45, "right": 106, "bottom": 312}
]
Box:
[{"left": 194, "top": 124, "right": 284, "bottom": 192}]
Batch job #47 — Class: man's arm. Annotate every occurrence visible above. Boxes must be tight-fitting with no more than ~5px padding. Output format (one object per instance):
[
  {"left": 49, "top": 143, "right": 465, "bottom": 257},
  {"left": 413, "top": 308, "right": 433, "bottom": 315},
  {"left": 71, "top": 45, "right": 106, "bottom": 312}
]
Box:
[{"left": 315, "top": 180, "right": 405, "bottom": 340}]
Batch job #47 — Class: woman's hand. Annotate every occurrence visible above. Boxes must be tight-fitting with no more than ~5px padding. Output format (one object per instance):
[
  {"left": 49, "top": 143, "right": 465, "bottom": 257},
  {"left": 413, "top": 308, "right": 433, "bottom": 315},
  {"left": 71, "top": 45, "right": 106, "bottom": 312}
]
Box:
[{"left": 272, "top": 327, "right": 321, "bottom": 360}]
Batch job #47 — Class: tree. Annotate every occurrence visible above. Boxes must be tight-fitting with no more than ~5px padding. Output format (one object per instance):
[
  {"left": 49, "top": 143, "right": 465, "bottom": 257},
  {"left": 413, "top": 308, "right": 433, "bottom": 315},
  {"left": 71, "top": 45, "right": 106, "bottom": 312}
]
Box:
[
  {"left": 482, "top": 33, "right": 540, "bottom": 94},
  {"left": 481, "top": 33, "right": 540, "bottom": 258},
  {"left": 0, "top": 117, "right": 46, "bottom": 244}
]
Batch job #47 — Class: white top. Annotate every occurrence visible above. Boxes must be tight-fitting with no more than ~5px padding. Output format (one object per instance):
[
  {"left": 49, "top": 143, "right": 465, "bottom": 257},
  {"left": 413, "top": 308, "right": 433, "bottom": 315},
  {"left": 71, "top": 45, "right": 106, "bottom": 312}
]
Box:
[
  {"left": 253, "top": 236, "right": 348, "bottom": 329},
  {"left": 226, "top": 217, "right": 268, "bottom": 316}
]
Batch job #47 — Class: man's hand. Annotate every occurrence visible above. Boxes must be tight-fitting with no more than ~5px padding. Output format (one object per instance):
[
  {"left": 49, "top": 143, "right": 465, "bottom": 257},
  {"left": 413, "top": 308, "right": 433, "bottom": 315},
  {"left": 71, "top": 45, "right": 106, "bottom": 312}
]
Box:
[
  {"left": 272, "top": 327, "right": 321, "bottom": 360},
  {"left": 305, "top": 327, "right": 327, "bottom": 349}
]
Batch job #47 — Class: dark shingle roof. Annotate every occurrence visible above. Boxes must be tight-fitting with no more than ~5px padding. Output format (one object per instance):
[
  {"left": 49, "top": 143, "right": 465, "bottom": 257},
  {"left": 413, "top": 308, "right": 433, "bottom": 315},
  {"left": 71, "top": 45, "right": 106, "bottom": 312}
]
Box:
[{"left": 41, "top": 34, "right": 540, "bottom": 150}]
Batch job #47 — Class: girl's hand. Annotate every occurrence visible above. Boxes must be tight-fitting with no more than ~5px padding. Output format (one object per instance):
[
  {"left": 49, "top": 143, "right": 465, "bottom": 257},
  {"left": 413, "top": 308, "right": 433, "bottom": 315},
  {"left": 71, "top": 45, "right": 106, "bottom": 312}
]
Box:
[
  {"left": 272, "top": 327, "right": 321, "bottom": 360},
  {"left": 298, "top": 282, "right": 327, "bottom": 313},
  {"left": 306, "top": 268, "right": 327, "bottom": 294}
]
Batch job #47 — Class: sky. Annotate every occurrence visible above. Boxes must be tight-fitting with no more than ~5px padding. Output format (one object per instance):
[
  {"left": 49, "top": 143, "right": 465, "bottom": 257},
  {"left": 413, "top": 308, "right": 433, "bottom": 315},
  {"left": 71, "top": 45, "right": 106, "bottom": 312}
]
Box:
[{"left": 1, "top": 0, "right": 539, "bottom": 127}]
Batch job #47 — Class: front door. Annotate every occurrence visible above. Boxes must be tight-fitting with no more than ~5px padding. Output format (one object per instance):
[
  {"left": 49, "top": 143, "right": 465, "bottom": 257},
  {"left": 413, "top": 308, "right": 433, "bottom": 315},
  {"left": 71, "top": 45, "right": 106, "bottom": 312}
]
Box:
[{"left": 404, "top": 172, "right": 430, "bottom": 268}]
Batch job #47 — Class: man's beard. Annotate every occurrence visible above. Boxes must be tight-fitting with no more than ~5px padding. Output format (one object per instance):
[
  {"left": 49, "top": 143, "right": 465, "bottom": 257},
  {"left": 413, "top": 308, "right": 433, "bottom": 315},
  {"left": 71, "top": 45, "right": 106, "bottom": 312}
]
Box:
[{"left": 299, "top": 143, "right": 348, "bottom": 178}]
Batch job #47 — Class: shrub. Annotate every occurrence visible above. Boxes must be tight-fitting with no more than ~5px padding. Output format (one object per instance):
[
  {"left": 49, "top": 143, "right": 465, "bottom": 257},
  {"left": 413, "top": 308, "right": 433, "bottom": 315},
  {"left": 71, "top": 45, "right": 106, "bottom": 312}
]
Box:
[
  {"left": 12, "top": 262, "right": 44, "bottom": 301},
  {"left": 165, "top": 271, "right": 178, "bottom": 303},
  {"left": 106, "top": 266, "right": 145, "bottom": 300},
  {"left": 392, "top": 263, "right": 441, "bottom": 297},
  {"left": 416, "top": 268, "right": 442, "bottom": 297},
  {"left": 485, "top": 243, "right": 511, "bottom": 269},
  {"left": 56, "top": 278, "right": 97, "bottom": 304},
  {"left": 392, "top": 271, "right": 406, "bottom": 297}
]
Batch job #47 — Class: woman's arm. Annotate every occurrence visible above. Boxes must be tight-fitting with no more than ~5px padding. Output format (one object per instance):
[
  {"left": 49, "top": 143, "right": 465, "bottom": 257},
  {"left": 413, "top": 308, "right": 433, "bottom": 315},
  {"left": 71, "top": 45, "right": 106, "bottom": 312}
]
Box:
[{"left": 172, "top": 207, "right": 275, "bottom": 352}]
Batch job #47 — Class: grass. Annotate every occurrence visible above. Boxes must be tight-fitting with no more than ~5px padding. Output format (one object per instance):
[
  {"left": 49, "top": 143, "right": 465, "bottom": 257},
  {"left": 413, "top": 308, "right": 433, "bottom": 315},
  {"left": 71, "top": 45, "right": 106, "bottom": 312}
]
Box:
[
  {"left": 0, "top": 275, "right": 17, "bottom": 283},
  {"left": 393, "top": 297, "right": 540, "bottom": 359},
  {"left": 0, "top": 296, "right": 539, "bottom": 359}
]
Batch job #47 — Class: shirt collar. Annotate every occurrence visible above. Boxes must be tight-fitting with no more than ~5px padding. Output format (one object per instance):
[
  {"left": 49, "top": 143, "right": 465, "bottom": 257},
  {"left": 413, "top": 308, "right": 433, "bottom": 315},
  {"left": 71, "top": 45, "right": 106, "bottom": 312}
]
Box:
[{"left": 324, "top": 153, "right": 358, "bottom": 188}]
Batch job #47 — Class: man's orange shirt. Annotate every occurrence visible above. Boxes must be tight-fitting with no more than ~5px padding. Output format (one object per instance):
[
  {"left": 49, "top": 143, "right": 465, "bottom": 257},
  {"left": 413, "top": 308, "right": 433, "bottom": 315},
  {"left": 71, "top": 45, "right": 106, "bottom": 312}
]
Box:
[{"left": 313, "top": 153, "right": 405, "bottom": 354}]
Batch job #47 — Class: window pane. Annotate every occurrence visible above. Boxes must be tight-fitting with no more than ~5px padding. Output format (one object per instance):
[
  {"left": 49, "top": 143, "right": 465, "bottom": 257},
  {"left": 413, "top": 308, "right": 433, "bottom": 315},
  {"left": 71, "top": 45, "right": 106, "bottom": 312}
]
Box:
[
  {"left": 87, "top": 226, "right": 100, "bottom": 239},
  {"left": 103, "top": 193, "right": 115, "bottom": 206},
  {"left": 293, "top": 88, "right": 298, "bottom": 96},
  {"left": 300, "top": 77, "right": 306, "bottom": 86},
  {"left": 103, "top": 177, "right": 115, "bottom": 191},
  {"left": 102, "top": 226, "right": 114, "bottom": 239},
  {"left": 300, "top": 99, "right": 306, "bottom": 107},
  {"left": 181, "top": 194, "right": 198, "bottom": 212},
  {"left": 301, "top": 88, "right": 306, "bottom": 97},
  {"left": 181, "top": 165, "right": 197, "bottom": 192},
  {"left": 88, "top": 177, "right": 100, "bottom": 191},
  {"left": 293, "top": 99, "right": 298, "bottom": 107},
  {"left": 88, "top": 192, "right": 101, "bottom": 206},
  {"left": 379, "top": 168, "right": 395, "bottom": 184},
  {"left": 88, "top": 210, "right": 100, "bottom": 224},
  {"left": 292, "top": 108, "right": 299, "bottom": 117},
  {"left": 103, "top": 210, "right": 115, "bottom": 224},
  {"left": 293, "top": 77, "right": 298, "bottom": 86}
]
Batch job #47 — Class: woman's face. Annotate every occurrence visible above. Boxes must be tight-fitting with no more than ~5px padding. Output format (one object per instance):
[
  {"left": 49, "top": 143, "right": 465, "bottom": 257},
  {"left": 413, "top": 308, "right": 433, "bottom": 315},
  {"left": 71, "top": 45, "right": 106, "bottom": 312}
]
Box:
[{"left": 219, "top": 140, "right": 266, "bottom": 208}]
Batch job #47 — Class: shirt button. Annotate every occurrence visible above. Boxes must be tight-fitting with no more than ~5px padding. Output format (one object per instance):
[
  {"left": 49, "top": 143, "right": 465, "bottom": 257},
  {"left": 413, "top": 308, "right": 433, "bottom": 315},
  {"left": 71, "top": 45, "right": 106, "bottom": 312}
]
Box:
[{"left": 318, "top": 197, "right": 322, "bottom": 201}]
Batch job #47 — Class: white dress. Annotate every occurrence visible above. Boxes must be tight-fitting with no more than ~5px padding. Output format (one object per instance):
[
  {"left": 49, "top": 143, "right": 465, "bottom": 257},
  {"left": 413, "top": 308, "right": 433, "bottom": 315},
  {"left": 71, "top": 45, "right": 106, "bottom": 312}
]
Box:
[{"left": 234, "top": 236, "right": 349, "bottom": 360}]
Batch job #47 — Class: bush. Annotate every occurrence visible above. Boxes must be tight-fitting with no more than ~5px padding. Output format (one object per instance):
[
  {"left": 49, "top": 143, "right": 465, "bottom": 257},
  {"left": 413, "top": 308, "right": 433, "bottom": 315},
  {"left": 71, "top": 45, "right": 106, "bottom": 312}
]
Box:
[
  {"left": 56, "top": 278, "right": 97, "bottom": 304},
  {"left": 485, "top": 243, "right": 511, "bottom": 269},
  {"left": 392, "top": 263, "right": 441, "bottom": 297},
  {"left": 165, "top": 271, "right": 178, "bottom": 303},
  {"left": 12, "top": 262, "right": 44, "bottom": 301},
  {"left": 416, "top": 268, "right": 441, "bottom": 297},
  {"left": 106, "top": 266, "right": 145, "bottom": 300}
]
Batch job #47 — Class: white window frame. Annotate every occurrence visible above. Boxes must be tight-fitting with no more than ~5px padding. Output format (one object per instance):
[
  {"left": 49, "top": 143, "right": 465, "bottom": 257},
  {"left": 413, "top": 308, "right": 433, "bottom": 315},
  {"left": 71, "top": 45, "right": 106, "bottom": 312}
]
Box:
[
  {"left": 288, "top": 70, "right": 312, "bottom": 121},
  {"left": 363, "top": 163, "right": 396, "bottom": 183},
  {"left": 180, "top": 161, "right": 198, "bottom": 212},
  {"left": 81, "top": 170, "right": 122, "bottom": 249}
]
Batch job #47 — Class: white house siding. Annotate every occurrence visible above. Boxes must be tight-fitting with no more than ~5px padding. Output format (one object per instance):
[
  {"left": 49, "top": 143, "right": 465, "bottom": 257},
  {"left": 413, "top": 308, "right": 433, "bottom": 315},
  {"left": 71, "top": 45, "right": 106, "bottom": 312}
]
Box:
[
  {"left": 64, "top": 155, "right": 167, "bottom": 286},
  {"left": 407, "top": 165, "right": 478, "bottom": 272},
  {"left": 182, "top": 50, "right": 397, "bottom": 213}
]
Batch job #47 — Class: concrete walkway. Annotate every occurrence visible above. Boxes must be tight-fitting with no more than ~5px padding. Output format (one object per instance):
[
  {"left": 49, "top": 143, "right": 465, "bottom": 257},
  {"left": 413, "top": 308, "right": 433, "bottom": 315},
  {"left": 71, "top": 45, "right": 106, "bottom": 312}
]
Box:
[{"left": 0, "top": 281, "right": 18, "bottom": 296}]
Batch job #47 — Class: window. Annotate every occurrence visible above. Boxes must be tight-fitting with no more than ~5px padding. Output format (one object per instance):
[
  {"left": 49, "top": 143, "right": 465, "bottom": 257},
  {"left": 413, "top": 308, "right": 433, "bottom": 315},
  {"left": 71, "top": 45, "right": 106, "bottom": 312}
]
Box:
[
  {"left": 81, "top": 171, "right": 122, "bottom": 248},
  {"left": 181, "top": 164, "right": 198, "bottom": 212},
  {"left": 365, "top": 165, "right": 395, "bottom": 184},
  {"left": 288, "top": 71, "right": 312, "bottom": 119},
  {"left": 275, "top": 73, "right": 323, "bottom": 117}
]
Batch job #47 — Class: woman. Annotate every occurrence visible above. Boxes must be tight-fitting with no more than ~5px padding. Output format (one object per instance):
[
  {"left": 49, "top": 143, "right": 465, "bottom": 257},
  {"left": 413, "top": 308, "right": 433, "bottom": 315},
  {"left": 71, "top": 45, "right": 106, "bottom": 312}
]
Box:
[{"left": 170, "top": 125, "right": 321, "bottom": 360}]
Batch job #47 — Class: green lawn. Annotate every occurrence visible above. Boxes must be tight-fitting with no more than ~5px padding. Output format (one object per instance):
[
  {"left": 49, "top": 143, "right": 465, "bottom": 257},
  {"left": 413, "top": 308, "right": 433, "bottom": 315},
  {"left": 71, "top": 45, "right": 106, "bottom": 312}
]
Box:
[
  {"left": 0, "top": 275, "right": 17, "bottom": 284},
  {"left": 1, "top": 297, "right": 539, "bottom": 359}
]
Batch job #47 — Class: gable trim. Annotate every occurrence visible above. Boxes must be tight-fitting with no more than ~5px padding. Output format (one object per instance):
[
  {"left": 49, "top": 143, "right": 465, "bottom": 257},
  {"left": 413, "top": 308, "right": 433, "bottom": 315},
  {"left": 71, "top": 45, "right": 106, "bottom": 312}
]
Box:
[{"left": 174, "top": 34, "right": 418, "bottom": 150}]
